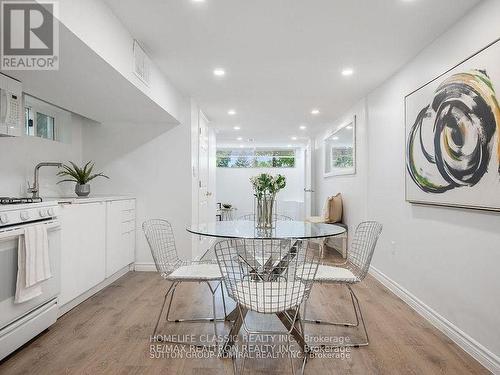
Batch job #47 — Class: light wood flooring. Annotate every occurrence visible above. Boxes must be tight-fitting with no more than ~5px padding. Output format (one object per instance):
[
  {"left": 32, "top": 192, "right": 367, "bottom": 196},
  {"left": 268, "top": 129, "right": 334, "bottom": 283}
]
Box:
[{"left": 0, "top": 259, "right": 489, "bottom": 374}]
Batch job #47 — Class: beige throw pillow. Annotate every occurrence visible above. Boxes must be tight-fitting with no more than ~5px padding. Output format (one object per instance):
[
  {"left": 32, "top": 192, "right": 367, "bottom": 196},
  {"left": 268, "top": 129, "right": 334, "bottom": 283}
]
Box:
[{"left": 325, "top": 193, "right": 343, "bottom": 223}]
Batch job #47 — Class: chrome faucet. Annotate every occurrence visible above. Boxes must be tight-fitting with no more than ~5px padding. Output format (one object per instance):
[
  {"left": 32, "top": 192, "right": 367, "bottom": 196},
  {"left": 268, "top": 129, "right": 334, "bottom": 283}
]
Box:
[{"left": 28, "top": 162, "right": 63, "bottom": 199}]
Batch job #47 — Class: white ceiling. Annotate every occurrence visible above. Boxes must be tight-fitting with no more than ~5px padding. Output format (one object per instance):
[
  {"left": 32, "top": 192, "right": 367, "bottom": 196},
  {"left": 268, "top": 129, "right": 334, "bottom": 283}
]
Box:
[
  {"left": 104, "top": 0, "right": 479, "bottom": 144},
  {"left": 7, "top": 23, "right": 178, "bottom": 126}
]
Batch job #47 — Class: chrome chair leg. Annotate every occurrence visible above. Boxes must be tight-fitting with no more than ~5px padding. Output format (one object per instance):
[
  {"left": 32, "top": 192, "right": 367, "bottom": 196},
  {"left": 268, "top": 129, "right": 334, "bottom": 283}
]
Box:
[
  {"left": 286, "top": 333, "right": 296, "bottom": 375},
  {"left": 165, "top": 281, "right": 227, "bottom": 322},
  {"left": 206, "top": 281, "right": 220, "bottom": 350},
  {"left": 154, "top": 280, "right": 224, "bottom": 349},
  {"left": 165, "top": 282, "right": 179, "bottom": 321},
  {"left": 348, "top": 285, "right": 369, "bottom": 347},
  {"left": 302, "top": 285, "right": 359, "bottom": 327},
  {"left": 236, "top": 306, "right": 308, "bottom": 375},
  {"left": 152, "top": 281, "right": 176, "bottom": 338},
  {"left": 221, "top": 282, "right": 228, "bottom": 319},
  {"left": 305, "top": 285, "right": 369, "bottom": 350}
]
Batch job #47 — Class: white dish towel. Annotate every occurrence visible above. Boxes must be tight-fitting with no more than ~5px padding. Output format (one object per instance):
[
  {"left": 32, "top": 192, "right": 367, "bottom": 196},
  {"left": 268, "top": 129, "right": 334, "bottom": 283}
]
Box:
[{"left": 15, "top": 225, "right": 52, "bottom": 304}]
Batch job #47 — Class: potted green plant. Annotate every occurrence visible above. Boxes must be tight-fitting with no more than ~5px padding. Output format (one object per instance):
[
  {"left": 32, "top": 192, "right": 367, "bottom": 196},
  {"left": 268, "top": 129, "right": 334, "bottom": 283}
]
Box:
[{"left": 57, "top": 161, "right": 109, "bottom": 197}]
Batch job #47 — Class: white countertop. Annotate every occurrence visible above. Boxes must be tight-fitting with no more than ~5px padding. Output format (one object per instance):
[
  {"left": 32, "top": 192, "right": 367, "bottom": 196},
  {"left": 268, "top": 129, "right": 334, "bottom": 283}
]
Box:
[{"left": 44, "top": 195, "right": 135, "bottom": 204}]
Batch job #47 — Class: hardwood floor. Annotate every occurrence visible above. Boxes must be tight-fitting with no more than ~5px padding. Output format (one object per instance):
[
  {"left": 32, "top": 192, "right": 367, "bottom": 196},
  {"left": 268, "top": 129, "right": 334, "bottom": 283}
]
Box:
[{"left": 0, "top": 266, "right": 488, "bottom": 374}]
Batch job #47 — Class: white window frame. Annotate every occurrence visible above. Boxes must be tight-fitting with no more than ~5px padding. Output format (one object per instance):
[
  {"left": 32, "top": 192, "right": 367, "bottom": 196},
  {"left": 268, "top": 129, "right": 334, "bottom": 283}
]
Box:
[
  {"left": 216, "top": 148, "right": 296, "bottom": 168},
  {"left": 24, "top": 95, "right": 60, "bottom": 141}
]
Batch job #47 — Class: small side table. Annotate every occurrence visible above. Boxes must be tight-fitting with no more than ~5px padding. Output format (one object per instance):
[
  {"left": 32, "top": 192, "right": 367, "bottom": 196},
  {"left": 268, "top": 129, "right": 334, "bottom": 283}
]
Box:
[{"left": 218, "top": 207, "right": 236, "bottom": 221}]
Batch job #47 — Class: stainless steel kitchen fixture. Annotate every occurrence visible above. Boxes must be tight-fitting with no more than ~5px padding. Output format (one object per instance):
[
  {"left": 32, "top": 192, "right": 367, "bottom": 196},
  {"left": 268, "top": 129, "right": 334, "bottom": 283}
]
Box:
[{"left": 27, "top": 162, "right": 63, "bottom": 199}]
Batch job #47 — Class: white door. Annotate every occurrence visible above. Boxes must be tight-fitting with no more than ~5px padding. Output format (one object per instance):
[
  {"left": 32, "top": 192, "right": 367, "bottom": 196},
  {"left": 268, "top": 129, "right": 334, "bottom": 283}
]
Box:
[
  {"left": 196, "top": 111, "right": 216, "bottom": 259},
  {"left": 207, "top": 127, "right": 217, "bottom": 219},
  {"left": 304, "top": 139, "right": 314, "bottom": 217}
]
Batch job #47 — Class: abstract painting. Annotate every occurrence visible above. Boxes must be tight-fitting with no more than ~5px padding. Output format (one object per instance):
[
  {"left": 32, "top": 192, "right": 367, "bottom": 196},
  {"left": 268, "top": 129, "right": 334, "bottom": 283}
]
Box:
[{"left": 405, "top": 39, "right": 500, "bottom": 211}]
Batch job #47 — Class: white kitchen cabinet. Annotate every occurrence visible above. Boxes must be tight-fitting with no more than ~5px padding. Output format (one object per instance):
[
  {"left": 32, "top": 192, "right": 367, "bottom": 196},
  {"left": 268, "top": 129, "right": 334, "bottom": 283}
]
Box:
[
  {"left": 105, "top": 199, "right": 136, "bottom": 277},
  {"left": 59, "top": 202, "right": 106, "bottom": 306}
]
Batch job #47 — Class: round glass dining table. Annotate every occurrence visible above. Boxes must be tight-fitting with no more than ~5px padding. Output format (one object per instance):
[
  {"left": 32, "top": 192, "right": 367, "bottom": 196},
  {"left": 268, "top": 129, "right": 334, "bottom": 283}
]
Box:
[
  {"left": 186, "top": 220, "right": 346, "bottom": 239},
  {"left": 186, "top": 220, "right": 346, "bottom": 355}
]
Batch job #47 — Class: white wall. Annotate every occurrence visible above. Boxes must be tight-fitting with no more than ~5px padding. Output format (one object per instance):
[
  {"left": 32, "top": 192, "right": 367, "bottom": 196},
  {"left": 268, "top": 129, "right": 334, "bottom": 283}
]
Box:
[
  {"left": 313, "top": 0, "right": 500, "bottom": 369},
  {"left": 56, "top": 0, "right": 185, "bottom": 122},
  {"left": 0, "top": 113, "right": 87, "bottom": 197},
  {"left": 216, "top": 149, "right": 305, "bottom": 219},
  {"left": 82, "top": 108, "right": 194, "bottom": 264},
  {"left": 314, "top": 99, "right": 368, "bottom": 236}
]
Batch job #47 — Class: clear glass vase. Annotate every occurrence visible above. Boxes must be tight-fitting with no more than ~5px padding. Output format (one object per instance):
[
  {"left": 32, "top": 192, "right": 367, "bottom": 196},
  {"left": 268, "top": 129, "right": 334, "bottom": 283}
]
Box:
[{"left": 255, "top": 193, "right": 275, "bottom": 228}]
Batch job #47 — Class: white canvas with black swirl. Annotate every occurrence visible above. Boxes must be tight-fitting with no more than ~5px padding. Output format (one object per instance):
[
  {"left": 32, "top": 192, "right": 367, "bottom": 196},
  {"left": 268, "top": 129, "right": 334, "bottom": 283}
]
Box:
[{"left": 405, "top": 39, "right": 500, "bottom": 211}]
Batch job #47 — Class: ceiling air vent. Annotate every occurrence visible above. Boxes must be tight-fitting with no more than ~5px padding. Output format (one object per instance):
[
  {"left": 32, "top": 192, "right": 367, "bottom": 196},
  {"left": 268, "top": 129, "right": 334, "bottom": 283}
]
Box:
[{"left": 133, "top": 40, "right": 151, "bottom": 86}]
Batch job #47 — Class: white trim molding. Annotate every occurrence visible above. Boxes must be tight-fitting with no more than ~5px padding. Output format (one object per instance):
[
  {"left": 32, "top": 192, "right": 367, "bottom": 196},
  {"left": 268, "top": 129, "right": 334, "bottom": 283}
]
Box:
[
  {"left": 133, "top": 262, "right": 157, "bottom": 272},
  {"left": 369, "top": 266, "right": 500, "bottom": 374}
]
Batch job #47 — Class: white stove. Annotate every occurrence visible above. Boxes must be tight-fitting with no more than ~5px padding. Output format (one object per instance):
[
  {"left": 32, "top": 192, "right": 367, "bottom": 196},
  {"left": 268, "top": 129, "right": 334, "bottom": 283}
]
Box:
[
  {"left": 0, "top": 200, "right": 59, "bottom": 228},
  {"left": 0, "top": 199, "right": 61, "bottom": 360}
]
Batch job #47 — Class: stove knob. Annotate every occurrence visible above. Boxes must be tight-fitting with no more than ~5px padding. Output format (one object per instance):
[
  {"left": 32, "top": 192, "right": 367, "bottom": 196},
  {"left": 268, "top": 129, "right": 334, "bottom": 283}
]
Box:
[
  {"left": 0, "top": 214, "right": 9, "bottom": 224},
  {"left": 39, "top": 209, "right": 47, "bottom": 218},
  {"left": 20, "top": 211, "right": 30, "bottom": 221},
  {"left": 47, "top": 208, "right": 55, "bottom": 216}
]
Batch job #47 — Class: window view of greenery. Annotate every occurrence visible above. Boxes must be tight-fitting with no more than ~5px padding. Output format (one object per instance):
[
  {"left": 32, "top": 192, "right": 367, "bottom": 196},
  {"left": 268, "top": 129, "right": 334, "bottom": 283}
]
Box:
[
  {"left": 331, "top": 147, "right": 353, "bottom": 168},
  {"left": 217, "top": 149, "right": 295, "bottom": 168}
]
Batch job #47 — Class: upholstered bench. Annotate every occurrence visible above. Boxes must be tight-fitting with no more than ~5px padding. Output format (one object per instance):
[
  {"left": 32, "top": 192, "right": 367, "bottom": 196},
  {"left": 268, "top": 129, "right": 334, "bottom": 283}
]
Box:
[{"left": 306, "top": 193, "right": 348, "bottom": 259}]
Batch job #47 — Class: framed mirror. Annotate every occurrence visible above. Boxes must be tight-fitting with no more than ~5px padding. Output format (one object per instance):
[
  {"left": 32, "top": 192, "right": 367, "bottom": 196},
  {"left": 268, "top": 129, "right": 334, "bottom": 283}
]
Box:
[{"left": 324, "top": 116, "right": 356, "bottom": 177}]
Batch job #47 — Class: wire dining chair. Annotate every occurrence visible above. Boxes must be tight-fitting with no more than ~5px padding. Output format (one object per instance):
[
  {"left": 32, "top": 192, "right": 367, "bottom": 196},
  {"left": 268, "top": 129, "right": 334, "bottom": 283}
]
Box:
[
  {"left": 143, "top": 219, "right": 227, "bottom": 348},
  {"left": 300, "top": 221, "right": 382, "bottom": 348},
  {"left": 237, "top": 213, "right": 293, "bottom": 221},
  {"left": 215, "top": 238, "right": 320, "bottom": 375}
]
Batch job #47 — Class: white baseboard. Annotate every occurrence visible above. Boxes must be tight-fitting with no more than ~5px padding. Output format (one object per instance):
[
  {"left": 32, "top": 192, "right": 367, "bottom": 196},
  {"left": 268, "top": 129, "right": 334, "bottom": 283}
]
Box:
[
  {"left": 58, "top": 266, "right": 130, "bottom": 317},
  {"left": 133, "top": 262, "right": 157, "bottom": 272},
  {"left": 369, "top": 266, "right": 500, "bottom": 374}
]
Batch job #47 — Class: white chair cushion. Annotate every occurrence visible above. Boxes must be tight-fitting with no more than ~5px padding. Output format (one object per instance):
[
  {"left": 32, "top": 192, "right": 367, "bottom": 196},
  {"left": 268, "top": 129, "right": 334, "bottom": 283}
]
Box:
[
  {"left": 167, "top": 263, "right": 221, "bottom": 281},
  {"left": 315, "top": 265, "right": 357, "bottom": 282},
  {"left": 305, "top": 216, "right": 327, "bottom": 224},
  {"left": 234, "top": 280, "right": 306, "bottom": 313},
  {"left": 298, "top": 264, "right": 357, "bottom": 283}
]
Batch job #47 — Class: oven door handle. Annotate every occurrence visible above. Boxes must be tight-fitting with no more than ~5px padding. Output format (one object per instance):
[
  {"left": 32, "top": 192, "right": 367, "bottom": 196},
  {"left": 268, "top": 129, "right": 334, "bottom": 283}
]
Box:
[{"left": 0, "top": 220, "right": 61, "bottom": 242}]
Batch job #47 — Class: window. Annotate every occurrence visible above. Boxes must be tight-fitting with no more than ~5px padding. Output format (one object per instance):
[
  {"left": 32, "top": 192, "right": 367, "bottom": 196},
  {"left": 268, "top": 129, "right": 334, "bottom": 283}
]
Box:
[
  {"left": 24, "top": 106, "right": 56, "bottom": 141},
  {"left": 25, "top": 107, "right": 34, "bottom": 136},
  {"left": 24, "top": 94, "right": 63, "bottom": 142},
  {"left": 217, "top": 149, "right": 295, "bottom": 168},
  {"left": 35, "top": 112, "right": 55, "bottom": 140}
]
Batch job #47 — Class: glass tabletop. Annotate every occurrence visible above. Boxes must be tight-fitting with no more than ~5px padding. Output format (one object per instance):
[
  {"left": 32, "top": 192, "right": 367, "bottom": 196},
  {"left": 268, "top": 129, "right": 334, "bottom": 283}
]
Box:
[{"left": 186, "top": 220, "right": 346, "bottom": 240}]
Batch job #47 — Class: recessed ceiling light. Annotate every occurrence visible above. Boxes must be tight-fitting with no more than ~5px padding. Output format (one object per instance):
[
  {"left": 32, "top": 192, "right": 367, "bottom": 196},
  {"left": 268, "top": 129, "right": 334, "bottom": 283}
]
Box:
[
  {"left": 228, "top": 109, "right": 236, "bottom": 115},
  {"left": 311, "top": 109, "right": 320, "bottom": 115},
  {"left": 192, "top": 0, "right": 205, "bottom": 2},
  {"left": 213, "top": 68, "right": 225, "bottom": 77},
  {"left": 239, "top": 144, "right": 244, "bottom": 148},
  {"left": 346, "top": 125, "right": 353, "bottom": 130},
  {"left": 233, "top": 126, "right": 241, "bottom": 130},
  {"left": 332, "top": 136, "right": 339, "bottom": 140},
  {"left": 287, "top": 144, "right": 292, "bottom": 147},
  {"left": 299, "top": 125, "right": 307, "bottom": 130},
  {"left": 236, "top": 137, "right": 243, "bottom": 141},
  {"left": 291, "top": 136, "right": 298, "bottom": 141},
  {"left": 342, "top": 68, "right": 354, "bottom": 76}
]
